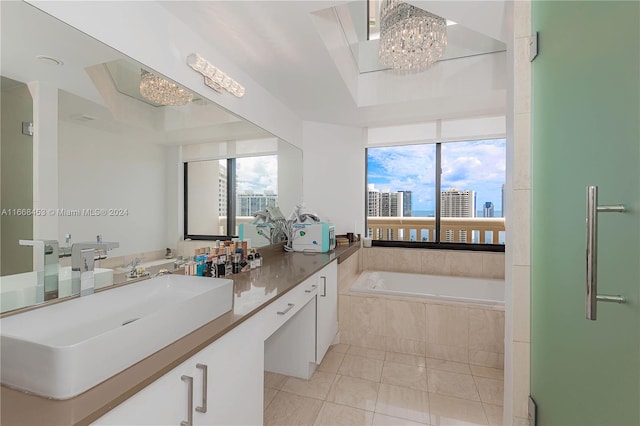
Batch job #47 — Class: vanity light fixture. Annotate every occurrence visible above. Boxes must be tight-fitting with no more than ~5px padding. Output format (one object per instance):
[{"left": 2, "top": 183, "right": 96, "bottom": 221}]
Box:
[
  {"left": 187, "top": 53, "right": 245, "bottom": 98},
  {"left": 139, "top": 70, "right": 194, "bottom": 106}
]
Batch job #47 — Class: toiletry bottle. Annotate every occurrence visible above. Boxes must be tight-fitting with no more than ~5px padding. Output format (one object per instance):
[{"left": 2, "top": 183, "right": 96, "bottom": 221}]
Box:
[
  {"left": 203, "top": 261, "right": 213, "bottom": 277},
  {"left": 232, "top": 253, "right": 241, "bottom": 274},
  {"left": 254, "top": 251, "right": 262, "bottom": 267},
  {"left": 217, "top": 256, "right": 226, "bottom": 277},
  {"left": 210, "top": 256, "right": 218, "bottom": 277},
  {"left": 247, "top": 253, "right": 255, "bottom": 269},
  {"left": 225, "top": 247, "right": 233, "bottom": 275}
]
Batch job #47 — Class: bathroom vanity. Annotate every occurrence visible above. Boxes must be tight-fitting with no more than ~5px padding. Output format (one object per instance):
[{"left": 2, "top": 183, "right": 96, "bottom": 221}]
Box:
[{"left": 0, "top": 243, "right": 358, "bottom": 425}]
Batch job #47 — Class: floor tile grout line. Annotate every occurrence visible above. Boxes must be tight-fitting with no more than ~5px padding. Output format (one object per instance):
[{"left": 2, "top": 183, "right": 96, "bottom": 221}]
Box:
[
  {"left": 266, "top": 350, "right": 504, "bottom": 426},
  {"left": 312, "top": 400, "right": 327, "bottom": 426},
  {"left": 479, "top": 403, "right": 491, "bottom": 426},
  {"left": 263, "top": 389, "right": 279, "bottom": 411},
  {"left": 328, "top": 350, "right": 347, "bottom": 374}
]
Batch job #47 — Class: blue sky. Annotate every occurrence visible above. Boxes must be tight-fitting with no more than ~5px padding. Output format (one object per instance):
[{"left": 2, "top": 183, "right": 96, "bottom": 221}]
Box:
[{"left": 367, "top": 139, "right": 506, "bottom": 213}]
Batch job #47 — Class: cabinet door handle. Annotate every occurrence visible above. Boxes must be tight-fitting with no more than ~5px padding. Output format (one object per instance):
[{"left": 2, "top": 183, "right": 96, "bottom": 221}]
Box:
[
  {"left": 196, "top": 363, "right": 208, "bottom": 413},
  {"left": 180, "top": 375, "right": 193, "bottom": 426},
  {"left": 277, "top": 303, "right": 295, "bottom": 315},
  {"left": 320, "top": 276, "right": 327, "bottom": 297},
  {"left": 305, "top": 284, "right": 317, "bottom": 293}
]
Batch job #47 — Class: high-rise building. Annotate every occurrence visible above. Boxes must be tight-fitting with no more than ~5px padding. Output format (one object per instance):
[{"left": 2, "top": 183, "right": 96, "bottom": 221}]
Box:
[
  {"left": 237, "top": 190, "right": 278, "bottom": 216},
  {"left": 441, "top": 188, "right": 476, "bottom": 242},
  {"left": 380, "top": 191, "right": 404, "bottom": 217},
  {"left": 501, "top": 184, "right": 505, "bottom": 217},
  {"left": 441, "top": 188, "right": 476, "bottom": 218},
  {"left": 367, "top": 185, "right": 381, "bottom": 217},
  {"left": 367, "top": 184, "right": 405, "bottom": 217},
  {"left": 483, "top": 201, "right": 495, "bottom": 217},
  {"left": 400, "top": 190, "right": 412, "bottom": 216},
  {"left": 219, "top": 164, "right": 227, "bottom": 217}
]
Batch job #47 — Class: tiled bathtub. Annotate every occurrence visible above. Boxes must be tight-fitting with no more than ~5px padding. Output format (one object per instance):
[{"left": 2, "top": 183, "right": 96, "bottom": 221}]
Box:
[{"left": 339, "top": 267, "right": 505, "bottom": 369}]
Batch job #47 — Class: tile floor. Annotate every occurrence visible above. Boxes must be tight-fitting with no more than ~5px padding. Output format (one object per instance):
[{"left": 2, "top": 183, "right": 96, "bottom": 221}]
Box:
[{"left": 264, "top": 343, "right": 504, "bottom": 426}]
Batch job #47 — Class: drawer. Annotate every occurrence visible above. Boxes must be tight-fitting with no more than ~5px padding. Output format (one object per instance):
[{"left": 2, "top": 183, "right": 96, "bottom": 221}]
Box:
[{"left": 259, "top": 276, "right": 317, "bottom": 340}]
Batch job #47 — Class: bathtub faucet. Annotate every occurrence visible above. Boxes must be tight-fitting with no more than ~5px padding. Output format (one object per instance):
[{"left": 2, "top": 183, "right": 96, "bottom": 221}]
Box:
[{"left": 126, "top": 257, "right": 143, "bottom": 278}]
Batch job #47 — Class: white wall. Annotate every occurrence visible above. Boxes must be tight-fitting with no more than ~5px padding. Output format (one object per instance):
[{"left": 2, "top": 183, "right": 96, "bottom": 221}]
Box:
[
  {"left": 164, "top": 146, "right": 181, "bottom": 249},
  {"left": 302, "top": 121, "right": 365, "bottom": 235},
  {"left": 58, "top": 121, "right": 170, "bottom": 256},
  {"left": 1, "top": 82, "right": 34, "bottom": 275},
  {"left": 29, "top": 82, "right": 59, "bottom": 242},
  {"left": 278, "top": 139, "right": 304, "bottom": 216}
]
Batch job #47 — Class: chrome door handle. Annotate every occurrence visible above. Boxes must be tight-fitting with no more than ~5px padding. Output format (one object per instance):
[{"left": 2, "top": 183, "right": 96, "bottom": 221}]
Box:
[
  {"left": 196, "top": 363, "right": 208, "bottom": 413},
  {"left": 320, "top": 276, "right": 327, "bottom": 297},
  {"left": 305, "top": 284, "right": 317, "bottom": 293},
  {"left": 277, "top": 303, "right": 295, "bottom": 315},
  {"left": 181, "top": 375, "right": 193, "bottom": 426},
  {"left": 586, "top": 186, "right": 627, "bottom": 320}
]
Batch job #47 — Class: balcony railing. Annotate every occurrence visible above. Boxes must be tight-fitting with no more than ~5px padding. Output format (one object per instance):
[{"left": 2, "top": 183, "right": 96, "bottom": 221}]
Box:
[{"left": 367, "top": 217, "right": 505, "bottom": 244}]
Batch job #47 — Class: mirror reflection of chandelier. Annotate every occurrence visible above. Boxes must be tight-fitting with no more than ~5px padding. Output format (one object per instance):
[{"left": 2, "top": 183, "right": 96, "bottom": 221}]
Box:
[
  {"left": 139, "top": 70, "right": 193, "bottom": 106},
  {"left": 378, "top": 0, "right": 447, "bottom": 72}
]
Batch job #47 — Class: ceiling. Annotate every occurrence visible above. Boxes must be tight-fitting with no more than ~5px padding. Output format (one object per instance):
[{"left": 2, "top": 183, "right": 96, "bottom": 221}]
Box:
[
  {"left": 3, "top": 0, "right": 510, "bottom": 133},
  {"left": 1, "top": 0, "right": 273, "bottom": 145},
  {"left": 159, "top": 1, "right": 510, "bottom": 127}
]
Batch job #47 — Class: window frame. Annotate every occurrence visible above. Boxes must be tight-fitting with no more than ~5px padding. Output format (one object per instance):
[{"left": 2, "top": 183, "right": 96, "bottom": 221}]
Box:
[
  {"left": 365, "top": 138, "right": 505, "bottom": 253},
  {"left": 183, "top": 159, "right": 236, "bottom": 241}
]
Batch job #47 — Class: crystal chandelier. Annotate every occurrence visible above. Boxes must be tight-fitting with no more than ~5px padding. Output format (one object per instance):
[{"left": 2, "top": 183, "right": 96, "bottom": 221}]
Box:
[
  {"left": 139, "top": 70, "right": 193, "bottom": 106},
  {"left": 378, "top": 0, "right": 447, "bottom": 72}
]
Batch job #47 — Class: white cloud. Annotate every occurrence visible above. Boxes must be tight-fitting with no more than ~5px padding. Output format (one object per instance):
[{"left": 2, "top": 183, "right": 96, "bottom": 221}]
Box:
[
  {"left": 236, "top": 155, "right": 277, "bottom": 194},
  {"left": 368, "top": 139, "right": 505, "bottom": 210}
]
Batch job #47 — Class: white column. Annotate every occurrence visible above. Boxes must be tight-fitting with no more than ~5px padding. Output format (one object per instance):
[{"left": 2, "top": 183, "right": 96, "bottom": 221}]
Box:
[
  {"left": 27, "top": 81, "right": 59, "bottom": 241},
  {"left": 505, "top": 0, "right": 533, "bottom": 425}
]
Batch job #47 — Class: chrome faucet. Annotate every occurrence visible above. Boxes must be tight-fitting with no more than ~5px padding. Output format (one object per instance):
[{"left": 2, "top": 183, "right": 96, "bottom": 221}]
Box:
[
  {"left": 59, "top": 234, "right": 73, "bottom": 258},
  {"left": 71, "top": 240, "right": 119, "bottom": 296},
  {"left": 19, "top": 240, "right": 60, "bottom": 302}
]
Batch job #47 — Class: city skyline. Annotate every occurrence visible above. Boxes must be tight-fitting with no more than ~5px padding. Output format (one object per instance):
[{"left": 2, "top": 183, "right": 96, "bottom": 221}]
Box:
[{"left": 367, "top": 139, "right": 506, "bottom": 214}]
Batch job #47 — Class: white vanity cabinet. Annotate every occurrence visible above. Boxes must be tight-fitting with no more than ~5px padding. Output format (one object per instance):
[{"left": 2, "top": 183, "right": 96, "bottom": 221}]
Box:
[
  {"left": 315, "top": 260, "right": 338, "bottom": 363},
  {"left": 263, "top": 260, "right": 338, "bottom": 379},
  {"left": 262, "top": 271, "right": 319, "bottom": 379},
  {"left": 94, "top": 317, "right": 264, "bottom": 426},
  {"left": 95, "top": 259, "right": 338, "bottom": 425}
]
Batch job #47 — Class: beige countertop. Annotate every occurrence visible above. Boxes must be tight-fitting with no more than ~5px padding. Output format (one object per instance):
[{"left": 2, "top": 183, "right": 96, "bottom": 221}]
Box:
[{"left": 1, "top": 242, "right": 360, "bottom": 426}]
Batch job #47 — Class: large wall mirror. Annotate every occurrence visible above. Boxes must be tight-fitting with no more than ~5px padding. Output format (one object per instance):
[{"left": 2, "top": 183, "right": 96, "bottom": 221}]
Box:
[{"left": 0, "top": 1, "right": 302, "bottom": 313}]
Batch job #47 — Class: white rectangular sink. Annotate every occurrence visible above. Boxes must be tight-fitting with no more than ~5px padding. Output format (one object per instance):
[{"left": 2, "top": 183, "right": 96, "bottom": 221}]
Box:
[{"left": 0, "top": 275, "right": 233, "bottom": 399}]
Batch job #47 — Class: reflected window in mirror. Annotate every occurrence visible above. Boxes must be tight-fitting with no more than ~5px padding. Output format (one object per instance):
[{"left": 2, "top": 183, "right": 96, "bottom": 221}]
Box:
[
  {"left": 184, "top": 154, "right": 279, "bottom": 244},
  {"left": 0, "top": 0, "right": 302, "bottom": 313}
]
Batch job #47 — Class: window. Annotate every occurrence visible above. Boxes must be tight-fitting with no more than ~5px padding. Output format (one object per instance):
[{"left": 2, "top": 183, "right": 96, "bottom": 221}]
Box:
[
  {"left": 184, "top": 155, "right": 278, "bottom": 239},
  {"left": 235, "top": 155, "right": 278, "bottom": 228},
  {"left": 366, "top": 139, "right": 505, "bottom": 249}
]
